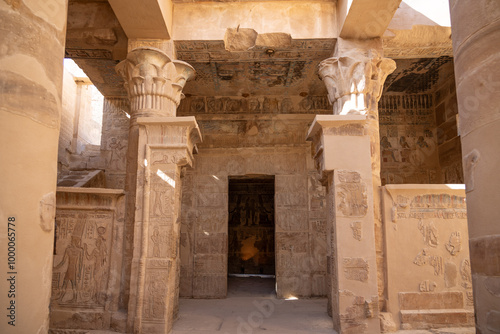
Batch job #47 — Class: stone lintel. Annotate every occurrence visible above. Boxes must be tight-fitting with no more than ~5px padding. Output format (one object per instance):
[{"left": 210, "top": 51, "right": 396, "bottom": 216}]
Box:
[
  {"left": 108, "top": 0, "right": 173, "bottom": 39},
  {"left": 56, "top": 187, "right": 125, "bottom": 196},
  {"left": 339, "top": 0, "right": 402, "bottom": 39}
]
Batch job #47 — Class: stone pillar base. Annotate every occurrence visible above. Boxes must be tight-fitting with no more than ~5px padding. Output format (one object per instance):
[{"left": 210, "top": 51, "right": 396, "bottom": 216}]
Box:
[{"left": 307, "top": 115, "right": 380, "bottom": 334}]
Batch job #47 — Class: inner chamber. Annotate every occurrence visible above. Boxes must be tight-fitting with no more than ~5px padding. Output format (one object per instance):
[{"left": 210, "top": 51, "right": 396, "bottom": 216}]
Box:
[{"left": 228, "top": 175, "right": 275, "bottom": 276}]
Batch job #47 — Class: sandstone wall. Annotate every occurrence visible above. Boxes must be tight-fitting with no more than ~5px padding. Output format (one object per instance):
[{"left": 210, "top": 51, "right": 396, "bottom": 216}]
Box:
[
  {"left": 180, "top": 115, "right": 328, "bottom": 298},
  {"left": 434, "top": 62, "right": 463, "bottom": 184},
  {"left": 379, "top": 93, "right": 440, "bottom": 185},
  {"left": 50, "top": 188, "right": 126, "bottom": 332},
  {"left": 382, "top": 185, "right": 473, "bottom": 330},
  {"left": 59, "top": 68, "right": 79, "bottom": 171}
]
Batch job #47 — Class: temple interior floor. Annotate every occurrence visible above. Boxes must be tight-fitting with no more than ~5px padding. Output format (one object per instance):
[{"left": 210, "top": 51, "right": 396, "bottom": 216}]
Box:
[
  {"left": 75, "top": 277, "right": 477, "bottom": 334},
  {"left": 172, "top": 276, "right": 335, "bottom": 334}
]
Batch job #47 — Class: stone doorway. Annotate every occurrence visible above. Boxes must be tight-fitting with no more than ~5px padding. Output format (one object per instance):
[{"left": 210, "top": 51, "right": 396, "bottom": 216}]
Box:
[{"left": 228, "top": 176, "right": 275, "bottom": 277}]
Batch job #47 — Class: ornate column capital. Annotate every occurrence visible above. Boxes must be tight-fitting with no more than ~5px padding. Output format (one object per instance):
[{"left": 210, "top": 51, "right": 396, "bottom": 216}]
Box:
[
  {"left": 116, "top": 47, "right": 195, "bottom": 119},
  {"left": 318, "top": 49, "right": 396, "bottom": 116}
]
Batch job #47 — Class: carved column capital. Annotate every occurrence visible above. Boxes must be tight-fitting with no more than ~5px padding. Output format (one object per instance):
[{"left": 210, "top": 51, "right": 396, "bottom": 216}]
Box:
[
  {"left": 318, "top": 49, "right": 396, "bottom": 116},
  {"left": 116, "top": 47, "right": 195, "bottom": 119}
]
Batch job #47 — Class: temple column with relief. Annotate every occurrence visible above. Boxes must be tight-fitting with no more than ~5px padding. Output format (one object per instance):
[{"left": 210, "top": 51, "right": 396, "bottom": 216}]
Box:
[
  {"left": 449, "top": 1, "right": 500, "bottom": 332},
  {"left": 116, "top": 46, "right": 200, "bottom": 334},
  {"left": 318, "top": 38, "right": 396, "bottom": 313},
  {"left": 0, "top": 1, "right": 68, "bottom": 333},
  {"left": 307, "top": 116, "right": 380, "bottom": 333}
]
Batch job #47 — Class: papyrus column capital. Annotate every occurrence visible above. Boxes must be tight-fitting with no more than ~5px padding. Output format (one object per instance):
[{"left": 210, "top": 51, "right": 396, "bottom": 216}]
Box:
[
  {"left": 116, "top": 47, "right": 195, "bottom": 119},
  {"left": 318, "top": 47, "right": 396, "bottom": 116}
]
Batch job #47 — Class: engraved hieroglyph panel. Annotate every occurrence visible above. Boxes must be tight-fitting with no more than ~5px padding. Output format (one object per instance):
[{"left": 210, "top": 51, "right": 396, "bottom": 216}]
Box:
[
  {"left": 343, "top": 258, "right": 369, "bottom": 282},
  {"left": 336, "top": 171, "right": 368, "bottom": 217},
  {"left": 143, "top": 270, "right": 169, "bottom": 320},
  {"left": 52, "top": 210, "right": 113, "bottom": 308},
  {"left": 381, "top": 185, "right": 472, "bottom": 328},
  {"left": 275, "top": 209, "right": 308, "bottom": 231}
]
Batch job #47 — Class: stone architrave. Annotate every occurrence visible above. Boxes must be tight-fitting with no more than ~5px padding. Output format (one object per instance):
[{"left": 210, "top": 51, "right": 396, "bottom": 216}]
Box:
[
  {"left": 115, "top": 47, "right": 200, "bottom": 334},
  {"left": 318, "top": 38, "right": 396, "bottom": 311},
  {"left": 307, "top": 115, "right": 380, "bottom": 334}
]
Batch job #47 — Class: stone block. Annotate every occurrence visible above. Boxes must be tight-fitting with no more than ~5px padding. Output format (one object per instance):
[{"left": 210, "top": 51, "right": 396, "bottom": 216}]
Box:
[
  {"left": 275, "top": 209, "right": 308, "bottom": 231},
  {"left": 193, "top": 275, "right": 227, "bottom": 298},
  {"left": 399, "top": 292, "right": 464, "bottom": 310},
  {"left": 400, "top": 309, "right": 474, "bottom": 329},
  {"left": 194, "top": 232, "right": 227, "bottom": 254}
]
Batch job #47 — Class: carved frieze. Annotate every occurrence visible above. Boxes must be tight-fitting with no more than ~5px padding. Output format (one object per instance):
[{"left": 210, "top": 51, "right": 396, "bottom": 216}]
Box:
[{"left": 178, "top": 95, "right": 330, "bottom": 115}]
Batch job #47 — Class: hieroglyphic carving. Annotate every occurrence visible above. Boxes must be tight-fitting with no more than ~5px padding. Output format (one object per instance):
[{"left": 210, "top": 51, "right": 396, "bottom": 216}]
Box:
[
  {"left": 350, "top": 222, "right": 362, "bottom": 241},
  {"left": 419, "top": 280, "right": 437, "bottom": 292},
  {"left": 418, "top": 220, "right": 438, "bottom": 248},
  {"left": 343, "top": 258, "right": 369, "bottom": 282},
  {"left": 65, "top": 49, "right": 113, "bottom": 59},
  {"left": 413, "top": 249, "right": 443, "bottom": 276},
  {"left": 150, "top": 173, "right": 175, "bottom": 218},
  {"left": 461, "top": 259, "right": 472, "bottom": 289},
  {"left": 445, "top": 232, "right": 462, "bottom": 256},
  {"left": 179, "top": 95, "right": 330, "bottom": 115},
  {"left": 394, "top": 193, "right": 467, "bottom": 219},
  {"left": 322, "top": 124, "right": 366, "bottom": 136},
  {"left": 52, "top": 211, "right": 112, "bottom": 307},
  {"left": 337, "top": 171, "right": 368, "bottom": 217},
  {"left": 143, "top": 270, "right": 169, "bottom": 319}
]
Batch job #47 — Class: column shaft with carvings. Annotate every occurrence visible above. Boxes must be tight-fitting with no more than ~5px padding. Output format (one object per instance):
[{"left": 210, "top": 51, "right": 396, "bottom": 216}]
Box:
[
  {"left": 116, "top": 47, "right": 199, "bottom": 334},
  {"left": 307, "top": 115, "right": 380, "bottom": 333},
  {"left": 318, "top": 38, "right": 396, "bottom": 311},
  {"left": 450, "top": 0, "right": 500, "bottom": 331}
]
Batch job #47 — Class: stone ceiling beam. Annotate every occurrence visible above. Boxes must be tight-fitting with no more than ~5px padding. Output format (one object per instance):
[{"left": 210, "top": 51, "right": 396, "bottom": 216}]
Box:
[
  {"left": 108, "top": 0, "right": 173, "bottom": 39},
  {"left": 338, "top": 0, "right": 402, "bottom": 39}
]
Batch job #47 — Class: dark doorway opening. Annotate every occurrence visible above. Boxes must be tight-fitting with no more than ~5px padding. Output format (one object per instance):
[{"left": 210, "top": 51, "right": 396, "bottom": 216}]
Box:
[{"left": 228, "top": 175, "right": 275, "bottom": 276}]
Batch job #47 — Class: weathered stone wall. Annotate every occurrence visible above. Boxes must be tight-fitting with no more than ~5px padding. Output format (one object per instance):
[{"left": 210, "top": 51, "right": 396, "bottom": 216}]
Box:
[
  {"left": 59, "top": 68, "right": 79, "bottom": 171},
  {"left": 76, "top": 84, "right": 102, "bottom": 151},
  {"left": 434, "top": 62, "right": 463, "bottom": 184},
  {"left": 99, "top": 98, "right": 130, "bottom": 189},
  {"left": 180, "top": 115, "right": 327, "bottom": 298},
  {"left": 50, "top": 188, "right": 125, "bottom": 332},
  {"left": 379, "top": 93, "right": 440, "bottom": 185},
  {"left": 0, "top": 0, "right": 68, "bottom": 332},
  {"left": 382, "top": 185, "right": 473, "bottom": 330}
]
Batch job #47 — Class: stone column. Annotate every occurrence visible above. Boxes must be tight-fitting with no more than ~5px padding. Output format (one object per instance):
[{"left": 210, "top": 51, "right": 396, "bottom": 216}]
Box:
[
  {"left": 0, "top": 1, "right": 68, "bottom": 334},
  {"left": 116, "top": 47, "right": 200, "bottom": 333},
  {"left": 449, "top": 1, "right": 500, "bottom": 332},
  {"left": 318, "top": 38, "right": 396, "bottom": 311},
  {"left": 307, "top": 115, "right": 380, "bottom": 333}
]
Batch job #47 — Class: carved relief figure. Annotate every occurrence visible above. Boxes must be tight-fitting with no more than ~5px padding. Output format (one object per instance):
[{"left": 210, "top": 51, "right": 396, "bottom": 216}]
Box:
[
  {"left": 445, "top": 232, "right": 462, "bottom": 256},
  {"left": 54, "top": 236, "right": 85, "bottom": 303},
  {"left": 461, "top": 259, "right": 472, "bottom": 289},
  {"left": 350, "top": 221, "right": 362, "bottom": 241},
  {"left": 418, "top": 220, "right": 438, "bottom": 247},
  {"left": 337, "top": 183, "right": 368, "bottom": 217},
  {"left": 413, "top": 248, "right": 443, "bottom": 276},
  {"left": 151, "top": 226, "right": 161, "bottom": 257},
  {"left": 84, "top": 226, "right": 107, "bottom": 304},
  {"left": 381, "top": 136, "right": 398, "bottom": 162},
  {"left": 108, "top": 137, "right": 126, "bottom": 170}
]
